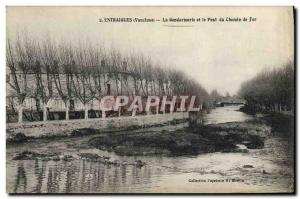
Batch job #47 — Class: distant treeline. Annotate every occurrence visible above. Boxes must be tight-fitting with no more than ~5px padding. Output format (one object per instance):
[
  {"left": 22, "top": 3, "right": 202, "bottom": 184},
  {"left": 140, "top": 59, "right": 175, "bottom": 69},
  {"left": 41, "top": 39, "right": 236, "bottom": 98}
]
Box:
[{"left": 238, "top": 63, "right": 294, "bottom": 114}]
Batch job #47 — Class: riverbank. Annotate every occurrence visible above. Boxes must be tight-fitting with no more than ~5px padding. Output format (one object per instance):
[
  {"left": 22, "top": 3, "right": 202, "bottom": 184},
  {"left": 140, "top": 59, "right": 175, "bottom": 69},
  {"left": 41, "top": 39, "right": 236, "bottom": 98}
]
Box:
[
  {"left": 239, "top": 106, "right": 294, "bottom": 140},
  {"left": 6, "top": 113, "right": 189, "bottom": 142},
  {"left": 8, "top": 121, "right": 271, "bottom": 167},
  {"left": 8, "top": 115, "right": 274, "bottom": 157},
  {"left": 8, "top": 111, "right": 294, "bottom": 158},
  {"left": 239, "top": 105, "right": 294, "bottom": 117},
  {"left": 88, "top": 119, "right": 271, "bottom": 156},
  {"left": 7, "top": 106, "right": 294, "bottom": 193}
]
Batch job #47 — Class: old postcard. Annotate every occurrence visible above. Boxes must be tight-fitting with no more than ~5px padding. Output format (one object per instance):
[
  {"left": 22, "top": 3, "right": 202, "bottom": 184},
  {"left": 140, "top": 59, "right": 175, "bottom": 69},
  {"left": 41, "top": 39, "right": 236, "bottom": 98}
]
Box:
[{"left": 6, "top": 6, "right": 295, "bottom": 194}]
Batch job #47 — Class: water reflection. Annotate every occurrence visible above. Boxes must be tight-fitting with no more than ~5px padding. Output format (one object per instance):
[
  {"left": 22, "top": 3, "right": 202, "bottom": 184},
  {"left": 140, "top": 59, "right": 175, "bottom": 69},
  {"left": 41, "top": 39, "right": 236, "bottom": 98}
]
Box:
[
  {"left": 9, "top": 159, "right": 157, "bottom": 193},
  {"left": 7, "top": 106, "right": 293, "bottom": 193},
  {"left": 13, "top": 161, "right": 27, "bottom": 193}
]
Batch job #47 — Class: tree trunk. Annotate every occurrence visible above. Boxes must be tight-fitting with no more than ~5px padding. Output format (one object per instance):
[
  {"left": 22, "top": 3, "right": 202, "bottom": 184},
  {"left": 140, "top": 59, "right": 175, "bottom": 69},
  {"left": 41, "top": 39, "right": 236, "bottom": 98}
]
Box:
[
  {"left": 18, "top": 105, "right": 23, "bottom": 123},
  {"left": 84, "top": 104, "right": 89, "bottom": 120},
  {"left": 102, "top": 111, "right": 106, "bottom": 118},
  {"left": 65, "top": 100, "right": 69, "bottom": 120},
  {"left": 132, "top": 107, "right": 136, "bottom": 117},
  {"left": 275, "top": 104, "right": 279, "bottom": 112},
  {"left": 279, "top": 104, "right": 282, "bottom": 112},
  {"left": 43, "top": 103, "right": 47, "bottom": 122}
]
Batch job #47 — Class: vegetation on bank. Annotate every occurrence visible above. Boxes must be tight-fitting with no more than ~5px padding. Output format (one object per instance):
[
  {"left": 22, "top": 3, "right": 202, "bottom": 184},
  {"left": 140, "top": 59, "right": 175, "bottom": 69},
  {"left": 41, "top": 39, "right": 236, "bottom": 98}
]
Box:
[
  {"left": 88, "top": 120, "right": 269, "bottom": 156},
  {"left": 12, "top": 150, "right": 147, "bottom": 167},
  {"left": 9, "top": 112, "right": 294, "bottom": 159},
  {"left": 238, "top": 63, "right": 294, "bottom": 114},
  {"left": 6, "top": 117, "right": 189, "bottom": 143}
]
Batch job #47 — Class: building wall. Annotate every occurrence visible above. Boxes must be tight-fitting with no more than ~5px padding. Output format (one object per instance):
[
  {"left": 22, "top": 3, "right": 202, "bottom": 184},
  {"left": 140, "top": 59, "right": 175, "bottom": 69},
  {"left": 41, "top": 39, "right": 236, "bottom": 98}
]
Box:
[{"left": 6, "top": 73, "right": 168, "bottom": 112}]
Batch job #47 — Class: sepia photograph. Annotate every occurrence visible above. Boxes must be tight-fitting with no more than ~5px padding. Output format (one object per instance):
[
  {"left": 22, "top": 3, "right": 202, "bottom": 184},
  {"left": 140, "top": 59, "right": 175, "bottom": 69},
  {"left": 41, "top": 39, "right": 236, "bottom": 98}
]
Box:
[{"left": 5, "top": 6, "right": 295, "bottom": 194}]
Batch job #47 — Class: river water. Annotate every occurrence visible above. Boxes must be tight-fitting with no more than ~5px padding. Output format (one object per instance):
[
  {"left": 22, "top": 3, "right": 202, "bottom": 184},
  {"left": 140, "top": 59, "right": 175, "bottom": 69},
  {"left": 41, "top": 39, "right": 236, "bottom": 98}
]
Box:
[{"left": 6, "top": 106, "right": 294, "bottom": 193}]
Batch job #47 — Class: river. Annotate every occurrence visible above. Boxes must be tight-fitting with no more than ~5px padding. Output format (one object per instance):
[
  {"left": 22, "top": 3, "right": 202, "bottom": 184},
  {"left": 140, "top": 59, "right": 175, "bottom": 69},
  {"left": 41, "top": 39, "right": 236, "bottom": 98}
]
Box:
[{"left": 6, "top": 105, "right": 294, "bottom": 193}]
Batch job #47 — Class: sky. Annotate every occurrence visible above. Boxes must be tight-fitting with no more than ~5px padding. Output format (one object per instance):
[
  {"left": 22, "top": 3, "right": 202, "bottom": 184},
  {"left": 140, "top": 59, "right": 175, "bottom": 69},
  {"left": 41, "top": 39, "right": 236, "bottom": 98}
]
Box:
[{"left": 6, "top": 6, "right": 294, "bottom": 95}]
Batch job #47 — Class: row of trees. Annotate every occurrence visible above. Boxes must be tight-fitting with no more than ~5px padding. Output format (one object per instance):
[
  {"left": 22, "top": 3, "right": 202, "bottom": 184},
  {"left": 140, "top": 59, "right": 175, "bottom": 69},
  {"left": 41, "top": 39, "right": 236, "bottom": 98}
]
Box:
[
  {"left": 6, "top": 34, "right": 210, "bottom": 123},
  {"left": 238, "top": 62, "right": 294, "bottom": 113}
]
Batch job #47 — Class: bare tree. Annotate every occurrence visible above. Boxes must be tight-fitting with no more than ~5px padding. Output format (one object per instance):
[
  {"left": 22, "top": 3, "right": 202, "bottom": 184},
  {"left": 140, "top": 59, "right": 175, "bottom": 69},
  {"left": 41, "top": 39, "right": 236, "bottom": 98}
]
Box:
[
  {"left": 7, "top": 33, "right": 212, "bottom": 122},
  {"left": 6, "top": 38, "right": 27, "bottom": 123},
  {"left": 239, "top": 63, "right": 294, "bottom": 113},
  {"left": 6, "top": 33, "right": 37, "bottom": 123}
]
